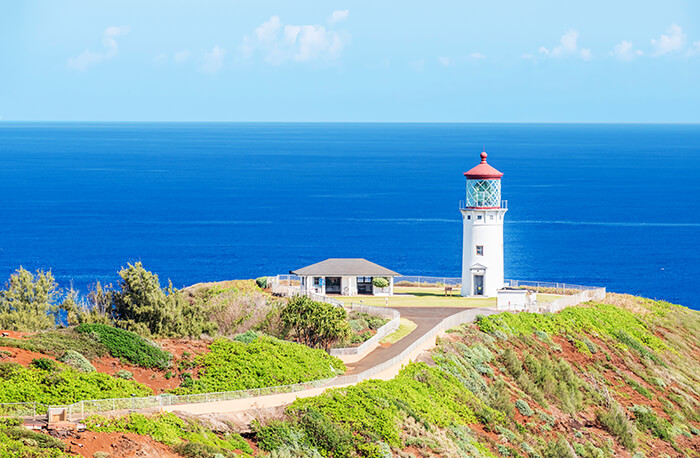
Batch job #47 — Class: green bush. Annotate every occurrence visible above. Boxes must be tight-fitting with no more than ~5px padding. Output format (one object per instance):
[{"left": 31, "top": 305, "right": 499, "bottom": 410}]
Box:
[
  {"left": 233, "top": 330, "right": 262, "bottom": 344},
  {"left": 2, "top": 427, "right": 67, "bottom": 451},
  {"left": 116, "top": 370, "right": 133, "bottom": 380},
  {"left": 58, "top": 350, "right": 95, "bottom": 373},
  {"left": 0, "top": 361, "right": 151, "bottom": 405},
  {"left": 256, "top": 277, "right": 268, "bottom": 289},
  {"left": 76, "top": 323, "right": 172, "bottom": 369},
  {"left": 30, "top": 358, "right": 58, "bottom": 372},
  {"left": 372, "top": 277, "right": 389, "bottom": 288},
  {"left": 86, "top": 412, "right": 252, "bottom": 454},
  {"left": 597, "top": 404, "right": 636, "bottom": 450},
  {"left": 515, "top": 399, "right": 534, "bottom": 417},
  {"left": 630, "top": 405, "right": 671, "bottom": 441},
  {"left": 281, "top": 295, "right": 351, "bottom": 349},
  {"left": 172, "top": 336, "right": 344, "bottom": 394}
]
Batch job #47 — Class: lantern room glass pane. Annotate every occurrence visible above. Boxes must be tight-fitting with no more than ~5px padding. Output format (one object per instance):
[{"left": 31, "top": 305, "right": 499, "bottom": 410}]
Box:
[{"left": 466, "top": 179, "right": 501, "bottom": 208}]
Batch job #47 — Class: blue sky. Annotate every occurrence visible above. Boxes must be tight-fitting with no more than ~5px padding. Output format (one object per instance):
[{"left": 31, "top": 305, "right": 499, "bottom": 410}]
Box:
[{"left": 2, "top": 1, "right": 699, "bottom": 122}]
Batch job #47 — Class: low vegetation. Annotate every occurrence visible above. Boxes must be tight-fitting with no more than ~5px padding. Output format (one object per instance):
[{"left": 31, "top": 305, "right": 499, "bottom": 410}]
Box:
[
  {"left": 85, "top": 412, "right": 252, "bottom": 457},
  {"left": 0, "top": 360, "right": 152, "bottom": 405},
  {"left": 172, "top": 334, "right": 345, "bottom": 394},
  {"left": 253, "top": 294, "right": 700, "bottom": 457},
  {"left": 281, "top": 295, "right": 351, "bottom": 349},
  {"left": 0, "top": 418, "right": 69, "bottom": 457},
  {"left": 76, "top": 323, "right": 172, "bottom": 369}
]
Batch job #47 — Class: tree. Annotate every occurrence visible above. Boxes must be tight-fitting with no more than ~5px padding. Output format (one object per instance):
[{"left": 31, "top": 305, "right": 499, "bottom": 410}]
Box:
[
  {"left": 281, "top": 295, "right": 351, "bottom": 350},
  {"left": 113, "top": 262, "right": 216, "bottom": 338},
  {"left": 0, "top": 267, "right": 60, "bottom": 331},
  {"left": 61, "top": 281, "right": 115, "bottom": 326}
]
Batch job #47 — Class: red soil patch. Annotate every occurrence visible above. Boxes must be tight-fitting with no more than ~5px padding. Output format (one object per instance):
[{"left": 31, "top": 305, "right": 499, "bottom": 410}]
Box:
[
  {"left": 59, "top": 431, "right": 179, "bottom": 457},
  {"left": 0, "top": 330, "right": 29, "bottom": 339},
  {"left": 0, "top": 346, "right": 57, "bottom": 366},
  {"left": 90, "top": 355, "right": 181, "bottom": 393}
]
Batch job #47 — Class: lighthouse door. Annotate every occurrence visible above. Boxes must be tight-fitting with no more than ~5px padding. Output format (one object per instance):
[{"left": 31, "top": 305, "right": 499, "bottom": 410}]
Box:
[{"left": 473, "top": 275, "right": 484, "bottom": 296}]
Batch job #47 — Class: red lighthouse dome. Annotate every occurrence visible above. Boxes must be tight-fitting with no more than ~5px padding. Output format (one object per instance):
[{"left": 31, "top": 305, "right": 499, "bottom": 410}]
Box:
[{"left": 464, "top": 151, "right": 503, "bottom": 180}]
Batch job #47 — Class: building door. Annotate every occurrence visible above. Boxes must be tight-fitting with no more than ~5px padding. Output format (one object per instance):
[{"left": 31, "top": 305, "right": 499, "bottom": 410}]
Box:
[
  {"left": 325, "top": 277, "right": 341, "bottom": 294},
  {"left": 473, "top": 275, "right": 484, "bottom": 295},
  {"left": 357, "top": 277, "right": 373, "bottom": 295}
]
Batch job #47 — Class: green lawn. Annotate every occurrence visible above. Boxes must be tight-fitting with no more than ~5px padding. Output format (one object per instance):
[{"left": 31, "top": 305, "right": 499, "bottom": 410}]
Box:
[
  {"left": 338, "top": 287, "right": 562, "bottom": 308},
  {"left": 380, "top": 318, "right": 417, "bottom": 344}
]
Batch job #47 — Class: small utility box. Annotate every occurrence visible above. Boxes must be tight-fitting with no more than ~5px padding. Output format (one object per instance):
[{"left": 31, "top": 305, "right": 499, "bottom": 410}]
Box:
[{"left": 497, "top": 287, "right": 537, "bottom": 311}]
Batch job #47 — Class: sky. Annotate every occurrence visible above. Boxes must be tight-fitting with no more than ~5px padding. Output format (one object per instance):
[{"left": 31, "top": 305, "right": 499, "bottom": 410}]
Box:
[{"left": 1, "top": 1, "right": 699, "bottom": 122}]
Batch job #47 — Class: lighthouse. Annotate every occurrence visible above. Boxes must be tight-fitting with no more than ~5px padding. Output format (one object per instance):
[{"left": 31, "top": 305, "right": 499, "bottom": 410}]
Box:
[{"left": 460, "top": 151, "right": 507, "bottom": 297}]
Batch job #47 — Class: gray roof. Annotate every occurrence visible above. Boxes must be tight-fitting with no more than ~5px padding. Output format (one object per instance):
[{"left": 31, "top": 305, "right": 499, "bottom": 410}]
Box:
[{"left": 291, "top": 258, "right": 400, "bottom": 277}]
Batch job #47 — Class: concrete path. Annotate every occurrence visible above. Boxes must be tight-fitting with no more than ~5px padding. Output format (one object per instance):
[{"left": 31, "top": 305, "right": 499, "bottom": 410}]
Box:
[{"left": 343, "top": 306, "right": 476, "bottom": 375}]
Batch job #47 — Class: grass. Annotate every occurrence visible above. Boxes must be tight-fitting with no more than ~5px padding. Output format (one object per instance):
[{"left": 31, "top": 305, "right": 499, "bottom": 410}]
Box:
[{"left": 381, "top": 318, "right": 417, "bottom": 344}]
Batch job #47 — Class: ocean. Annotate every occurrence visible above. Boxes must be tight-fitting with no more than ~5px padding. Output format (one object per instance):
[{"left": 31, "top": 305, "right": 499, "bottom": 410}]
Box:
[{"left": 0, "top": 123, "right": 698, "bottom": 309}]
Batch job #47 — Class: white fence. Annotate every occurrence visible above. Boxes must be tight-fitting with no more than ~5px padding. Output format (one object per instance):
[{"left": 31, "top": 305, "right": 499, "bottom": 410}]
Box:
[
  {"left": 394, "top": 276, "right": 462, "bottom": 286},
  {"left": 330, "top": 304, "right": 401, "bottom": 358}
]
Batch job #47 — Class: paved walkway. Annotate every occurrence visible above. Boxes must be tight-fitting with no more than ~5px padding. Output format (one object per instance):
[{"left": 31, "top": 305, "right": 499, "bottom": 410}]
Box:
[{"left": 344, "top": 306, "right": 478, "bottom": 375}]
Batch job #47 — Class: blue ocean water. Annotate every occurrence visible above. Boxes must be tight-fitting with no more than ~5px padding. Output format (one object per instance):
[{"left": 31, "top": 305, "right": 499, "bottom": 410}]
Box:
[{"left": 0, "top": 123, "right": 698, "bottom": 309}]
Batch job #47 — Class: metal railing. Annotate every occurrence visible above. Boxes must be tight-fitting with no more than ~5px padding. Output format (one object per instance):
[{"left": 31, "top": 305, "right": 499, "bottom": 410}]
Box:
[{"left": 394, "top": 276, "right": 462, "bottom": 286}]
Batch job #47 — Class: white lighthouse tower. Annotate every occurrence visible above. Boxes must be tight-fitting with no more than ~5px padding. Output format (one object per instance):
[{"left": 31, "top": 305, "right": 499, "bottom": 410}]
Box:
[{"left": 460, "top": 151, "right": 507, "bottom": 297}]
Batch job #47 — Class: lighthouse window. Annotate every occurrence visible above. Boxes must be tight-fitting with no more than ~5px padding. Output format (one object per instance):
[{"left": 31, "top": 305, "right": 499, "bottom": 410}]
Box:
[
  {"left": 477, "top": 215, "right": 483, "bottom": 220},
  {"left": 467, "top": 215, "right": 471, "bottom": 220},
  {"left": 476, "top": 245, "right": 484, "bottom": 256},
  {"left": 489, "top": 215, "right": 494, "bottom": 220}
]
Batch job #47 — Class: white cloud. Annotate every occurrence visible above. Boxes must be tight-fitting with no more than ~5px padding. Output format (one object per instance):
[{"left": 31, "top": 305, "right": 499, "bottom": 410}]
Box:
[
  {"left": 201, "top": 45, "right": 225, "bottom": 73},
  {"left": 174, "top": 50, "right": 190, "bottom": 64},
  {"left": 651, "top": 24, "right": 686, "bottom": 56},
  {"left": 328, "top": 10, "right": 349, "bottom": 25},
  {"left": 537, "top": 29, "right": 591, "bottom": 60},
  {"left": 242, "top": 13, "right": 349, "bottom": 65},
  {"left": 67, "top": 26, "right": 130, "bottom": 70},
  {"left": 611, "top": 40, "right": 643, "bottom": 61},
  {"left": 469, "top": 52, "right": 485, "bottom": 59},
  {"left": 437, "top": 56, "right": 451, "bottom": 67}
]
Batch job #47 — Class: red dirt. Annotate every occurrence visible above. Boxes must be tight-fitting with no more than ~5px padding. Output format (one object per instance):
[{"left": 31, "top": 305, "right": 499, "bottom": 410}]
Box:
[
  {"left": 0, "top": 346, "right": 57, "bottom": 365},
  {"left": 59, "top": 431, "right": 179, "bottom": 457},
  {"left": 0, "top": 330, "right": 29, "bottom": 339}
]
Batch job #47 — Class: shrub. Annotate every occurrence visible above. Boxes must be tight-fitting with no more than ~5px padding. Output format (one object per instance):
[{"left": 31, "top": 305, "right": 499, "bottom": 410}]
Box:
[
  {"left": 281, "top": 295, "right": 351, "bottom": 349},
  {"left": 372, "top": 277, "right": 389, "bottom": 288},
  {"left": 173, "top": 442, "right": 221, "bottom": 458},
  {"left": 86, "top": 412, "right": 252, "bottom": 455},
  {"left": 116, "top": 370, "right": 133, "bottom": 380},
  {"left": 515, "top": 399, "right": 534, "bottom": 417},
  {"left": 630, "top": 405, "right": 671, "bottom": 441},
  {"left": 2, "top": 426, "right": 67, "bottom": 451},
  {"left": 76, "top": 323, "right": 172, "bottom": 369},
  {"left": 233, "top": 330, "right": 262, "bottom": 344},
  {"left": 488, "top": 379, "right": 514, "bottom": 417},
  {"left": 30, "top": 358, "right": 57, "bottom": 372},
  {"left": 255, "top": 277, "right": 268, "bottom": 289},
  {"left": 58, "top": 350, "right": 95, "bottom": 373},
  {"left": 172, "top": 336, "right": 345, "bottom": 394},
  {"left": 597, "top": 404, "right": 636, "bottom": 450},
  {"left": 0, "top": 361, "right": 151, "bottom": 405}
]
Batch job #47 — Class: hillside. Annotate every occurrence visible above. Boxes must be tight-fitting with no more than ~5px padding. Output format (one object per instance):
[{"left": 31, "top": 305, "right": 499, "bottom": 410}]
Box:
[
  {"left": 1, "top": 278, "right": 699, "bottom": 456},
  {"left": 252, "top": 293, "right": 699, "bottom": 457}
]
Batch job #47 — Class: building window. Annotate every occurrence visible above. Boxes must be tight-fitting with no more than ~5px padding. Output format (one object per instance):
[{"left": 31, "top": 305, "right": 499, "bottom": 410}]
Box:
[
  {"left": 489, "top": 214, "right": 494, "bottom": 220},
  {"left": 476, "top": 245, "right": 484, "bottom": 256},
  {"left": 467, "top": 215, "right": 471, "bottom": 220},
  {"left": 477, "top": 215, "right": 483, "bottom": 220},
  {"left": 313, "top": 277, "right": 321, "bottom": 286},
  {"left": 357, "top": 276, "right": 372, "bottom": 283}
]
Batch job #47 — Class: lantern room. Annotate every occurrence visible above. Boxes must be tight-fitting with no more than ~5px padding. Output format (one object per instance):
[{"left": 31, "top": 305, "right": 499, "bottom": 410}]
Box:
[{"left": 463, "top": 151, "right": 504, "bottom": 209}]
